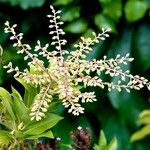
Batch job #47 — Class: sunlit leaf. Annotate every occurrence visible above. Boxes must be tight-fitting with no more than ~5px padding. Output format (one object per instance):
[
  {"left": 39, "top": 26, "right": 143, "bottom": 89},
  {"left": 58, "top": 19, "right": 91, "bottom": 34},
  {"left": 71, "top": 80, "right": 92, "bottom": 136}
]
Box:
[
  {"left": 107, "top": 137, "right": 118, "bottom": 150},
  {"left": 101, "top": 113, "right": 130, "bottom": 150},
  {"left": 16, "top": 78, "right": 37, "bottom": 107},
  {"left": 139, "top": 109, "right": 150, "bottom": 125},
  {"left": 131, "top": 125, "right": 150, "bottom": 142},
  {"left": 93, "top": 130, "right": 118, "bottom": 150},
  {"left": 0, "top": 131, "right": 13, "bottom": 146},
  {"left": 26, "top": 130, "right": 54, "bottom": 139},
  {"left": 99, "top": 130, "right": 107, "bottom": 148},
  {"left": 0, "top": 87, "right": 16, "bottom": 120},
  {"left": 23, "top": 113, "right": 63, "bottom": 135},
  {"left": 11, "top": 86, "right": 29, "bottom": 123}
]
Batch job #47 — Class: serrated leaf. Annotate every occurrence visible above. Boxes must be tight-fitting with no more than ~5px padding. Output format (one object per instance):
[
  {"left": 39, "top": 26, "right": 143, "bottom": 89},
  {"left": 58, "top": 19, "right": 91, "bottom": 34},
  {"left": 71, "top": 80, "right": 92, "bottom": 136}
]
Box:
[
  {"left": 125, "top": 1, "right": 147, "bottom": 22},
  {"left": 23, "top": 113, "right": 63, "bottom": 135}
]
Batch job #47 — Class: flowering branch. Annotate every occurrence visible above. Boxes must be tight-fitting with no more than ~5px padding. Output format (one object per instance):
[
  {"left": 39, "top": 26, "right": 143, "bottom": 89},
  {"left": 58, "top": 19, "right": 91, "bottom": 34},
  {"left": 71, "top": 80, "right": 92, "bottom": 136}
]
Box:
[{"left": 3, "top": 5, "right": 150, "bottom": 121}]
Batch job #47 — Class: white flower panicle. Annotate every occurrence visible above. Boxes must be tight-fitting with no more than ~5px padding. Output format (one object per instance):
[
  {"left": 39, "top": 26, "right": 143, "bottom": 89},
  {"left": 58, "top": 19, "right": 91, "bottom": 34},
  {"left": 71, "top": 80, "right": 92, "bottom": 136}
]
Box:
[
  {"left": 68, "top": 29, "right": 111, "bottom": 61},
  {"left": 47, "top": 5, "right": 67, "bottom": 57},
  {"left": 30, "top": 85, "right": 52, "bottom": 121},
  {"left": 3, "top": 62, "right": 20, "bottom": 77},
  {"left": 3, "top": 6, "right": 150, "bottom": 121}
]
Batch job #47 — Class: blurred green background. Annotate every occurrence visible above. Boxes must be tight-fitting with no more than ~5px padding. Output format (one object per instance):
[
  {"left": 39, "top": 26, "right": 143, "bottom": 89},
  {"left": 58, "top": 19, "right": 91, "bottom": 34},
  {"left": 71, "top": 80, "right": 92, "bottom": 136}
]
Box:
[{"left": 0, "top": 0, "right": 150, "bottom": 149}]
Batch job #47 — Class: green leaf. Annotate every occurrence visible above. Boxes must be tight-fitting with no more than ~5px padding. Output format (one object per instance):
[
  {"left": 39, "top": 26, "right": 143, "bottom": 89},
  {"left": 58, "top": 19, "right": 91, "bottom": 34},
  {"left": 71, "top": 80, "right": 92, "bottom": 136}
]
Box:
[
  {"left": 47, "top": 101, "right": 61, "bottom": 113},
  {"left": 61, "top": 7, "right": 80, "bottom": 22},
  {"left": 99, "top": 130, "right": 107, "bottom": 148},
  {"left": 101, "top": 113, "right": 131, "bottom": 150},
  {"left": 11, "top": 86, "right": 30, "bottom": 123},
  {"left": 139, "top": 115, "right": 150, "bottom": 125},
  {"left": 26, "top": 130, "right": 54, "bottom": 139},
  {"left": 94, "top": 14, "right": 116, "bottom": 33},
  {"left": 20, "top": 0, "right": 45, "bottom": 9},
  {"left": 0, "top": 24, "right": 8, "bottom": 44},
  {"left": 0, "top": 0, "right": 45, "bottom": 9},
  {"left": 101, "top": 0, "right": 122, "bottom": 21},
  {"left": 93, "top": 144, "right": 100, "bottom": 150},
  {"left": 0, "top": 0, "right": 17, "bottom": 5},
  {"left": 107, "top": 28, "right": 133, "bottom": 107},
  {"left": 0, "top": 87, "right": 16, "bottom": 120},
  {"left": 53, "top": 0, "right": 73, "bottom": 6},
  {"left": 139, "top": 110, "right": 150, "bottom": 124},
  {"left": 107, "top": 27, "right": 132, "bottom": 60},
  {"left": 0, "top": 130, "right": 13, "bottom": 146},
  {"left": 11, "top": 86, "right": 23, "bottom": 101},
  {"left": 107, "top": 137, "right": 117, "bottom": 150},
  {"left": 133, "top": 24, "right": 150, "bottom": 71},
  {"left": 52, "top": 117, "right": 75, "bottom": 148},
  {"left": 64, "top": 19, "right": 87, "bottom": 33},
  {"left": 23, "top": 113, "right": 63, "bottom": 136},
  {"left": 125, "top": 1, "right": 147, "bottom": 22},
  {"left": 93, "top": 130, "right": 118, "bottom": 150},
  {"left": 108, "top": 89, "right": 145, "bottom": 124},
  {"left": 16, "top": 78, "right": 37, "bottom": 107},
  {"left": 99, "top": 0, "right": 112, "bottom": 4},
  {"left": 61, "top": 144, "right": 72, "bottom": 150},
  {"left": 131, "top": 124, "right": 150, "bottom": 142}
]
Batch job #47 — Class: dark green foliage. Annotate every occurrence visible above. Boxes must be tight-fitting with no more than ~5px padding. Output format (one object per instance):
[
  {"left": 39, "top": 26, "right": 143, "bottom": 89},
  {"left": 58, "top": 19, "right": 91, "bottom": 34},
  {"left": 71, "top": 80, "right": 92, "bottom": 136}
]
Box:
[
  {"left": 0, "top": 0, "right": 150, "bottom": 149},
  {"left": 0, "top": 0, "right": 45, "bottom": 9}
]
